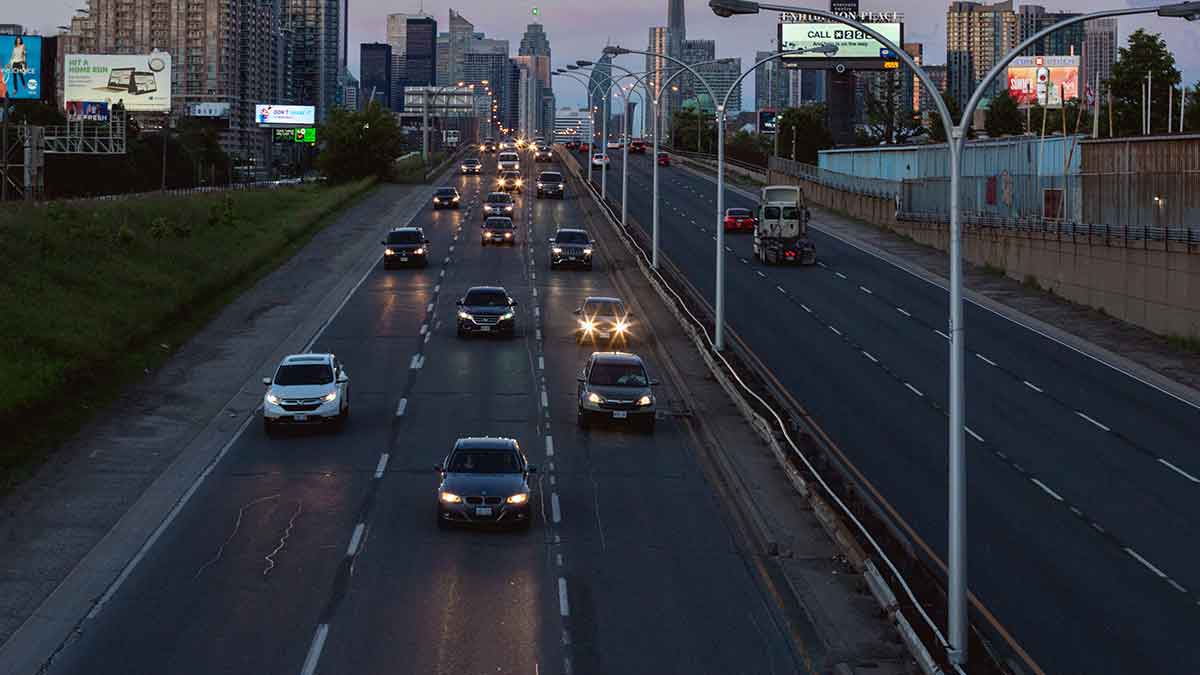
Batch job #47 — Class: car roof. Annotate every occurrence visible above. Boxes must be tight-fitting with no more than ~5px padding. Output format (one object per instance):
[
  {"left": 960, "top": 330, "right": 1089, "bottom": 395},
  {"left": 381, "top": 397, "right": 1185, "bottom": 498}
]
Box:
[
  {"left": 465, "top": 285, "right": 508, "bottom": 294},
  {"left": 486, "top": 191, "right": 512, "bottom": 199},
  {"left": 485, "top": 217, "right": 514, "bottom": 226},
  {"left": 453, "top": 437, "right": 519, "bottom": 451},
  {"left": 281, "top": 353, "right": 333, "bottom": 365},
  {"left": 389, "top": 226, "right": 423, "bottom": 233},
  {"left": 583, "top": 296, "right": 623, "bottom": 305},
  {"left": 436, "top": 186, "right": 458, "bottom": 191},
  {"left": 555, "top": 227, "right": 589, "bottom": 235},
  {"left": 538, "top": 170, "right": 561, "bottom": 176},
  {"left": 590, "top": 351, "right": 644, "bottom": 366},
  {"left": 463, "top": 157, "right": 480, "bottom": 162}
]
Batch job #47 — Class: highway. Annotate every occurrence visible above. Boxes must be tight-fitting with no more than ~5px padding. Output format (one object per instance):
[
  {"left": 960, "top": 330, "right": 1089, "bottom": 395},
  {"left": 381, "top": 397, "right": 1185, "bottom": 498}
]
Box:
[
  {"left": 590, "top": 149, "right": 1200, "bottom": 674},
  {"left": 42, "top": 150, "right": 803, "bottom": 675}
]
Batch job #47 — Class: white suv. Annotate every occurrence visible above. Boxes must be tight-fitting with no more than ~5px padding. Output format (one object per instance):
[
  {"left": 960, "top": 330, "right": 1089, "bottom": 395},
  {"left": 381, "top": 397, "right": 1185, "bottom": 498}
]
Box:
[{"left": 262, "top": 353, "right": 350, "bottom": 434}]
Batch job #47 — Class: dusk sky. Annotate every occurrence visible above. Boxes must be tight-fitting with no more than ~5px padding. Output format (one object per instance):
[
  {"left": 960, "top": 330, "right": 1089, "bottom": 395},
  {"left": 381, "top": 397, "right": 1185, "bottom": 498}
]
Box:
[{"left": 16, "top": 0, "right": 1200, "bottom": 112}]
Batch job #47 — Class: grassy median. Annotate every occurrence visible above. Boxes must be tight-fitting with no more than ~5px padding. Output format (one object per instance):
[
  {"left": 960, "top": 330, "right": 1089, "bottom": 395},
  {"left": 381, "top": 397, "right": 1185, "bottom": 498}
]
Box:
[{"left": 0, "top": 178, "right": 375, "bottom": 491}]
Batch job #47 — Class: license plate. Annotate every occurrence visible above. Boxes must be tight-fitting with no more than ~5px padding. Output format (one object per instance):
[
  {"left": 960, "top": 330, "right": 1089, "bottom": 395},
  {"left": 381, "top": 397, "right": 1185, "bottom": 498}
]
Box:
[
  {"left": 398, "top": 256, "right": 408, "bottom": 261},
  {"left": 612, "top": 411, "right": 628, "bottom": 419},
  {"left": 479, "top": 326, "right": 491, "bottom": 332},
  {"left": 597, "top": 332, "right": 610, "bottom": 338},
  {"left": 567, "top": 256, "right": 576, "bottom": 261},
  {"left": 293, "top": 414, "right": 307, "bottom": 422},
  {"left": 475, "top": 507, "right": 493, "bottom": 517}
]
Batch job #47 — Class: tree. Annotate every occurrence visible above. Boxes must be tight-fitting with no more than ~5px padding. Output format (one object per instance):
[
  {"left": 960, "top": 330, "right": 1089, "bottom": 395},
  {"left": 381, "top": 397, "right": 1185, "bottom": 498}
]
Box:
[
  {"left": 985, "top": 89, "right": 1024, "bottom": 137},
  {"left": 725, "top": 129, "right": 769, "bottom": 167},
  {"left": 669, "top": 108, "right": 715, "bottom": 153},
  {"left": 1106, "top": 28, "right": 1180, "bottom": 136},
  {"left": 776, "top": 105, "right": 832, "bottom": 164},
  {"left": 317, "top": 100, "right": 405, "bottom": 181},
  {"left": 1184, "top": 82, "right": 1200, "bottom": 132},
  {"left": 860, "top": 72, "right": 922, "bottom": 145}
]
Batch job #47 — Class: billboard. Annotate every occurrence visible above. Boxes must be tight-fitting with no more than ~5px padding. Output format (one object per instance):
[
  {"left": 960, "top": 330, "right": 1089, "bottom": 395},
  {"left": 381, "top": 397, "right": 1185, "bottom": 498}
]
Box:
[
  {"left": 1007, "top": 56, "right": 1079, "bottom": 108},
  {"left": 255, "top": 104, "right": 315, "bottom": 127},
  {"left": 65, "top": 101, "right": 110, "bottom": 122},
  {"left": 64, "top": 53, "right": 171, "bottom": 112},
  {"left": 779, "top": 22, "right": 902, "bottom": 69},
  {"left": 758, "top": 110, "right": 778, "bottom": 134},
  {"left": 0, "top": 35, "right": 43, "bottom": 100},
  {"left": 187, "top": 102, "right": 231, "bottom": 117}
]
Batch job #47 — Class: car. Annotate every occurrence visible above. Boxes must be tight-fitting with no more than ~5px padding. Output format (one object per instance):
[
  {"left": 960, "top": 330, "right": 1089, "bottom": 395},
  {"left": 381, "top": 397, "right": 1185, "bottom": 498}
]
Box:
[
  {"left": 723, "top": 207, "right": 757, "bottom": 232},
  {"left": 262, "top": 353, "right": 350, "bottom": 435},
  {"left": 534, "top": 146, "right": 553, "bottom": 161},
  {"left": 576, "top": 352, "right": 658, "bottom": 432},
  {"left": 577, "top": 143, "right": 592, "bottom": 154},
  {"left": 432, "top": 186, "right": 461, "bottom": 209},
  {"left": 482, "top": 191, "right": 515, "bottom": 218},
  {"left": 536, "top": 171, "right": 565, "bottom": 199},
  {"left": 434, "top": 437, "right": 535, "bottom": 529},
  {"left": 500, "top": 139, "right": 516, "bottom": 151},
  {"left": 497, "top": 170, "right": 524, "bottom": 193},
  {"left": 565, "top": 140, "right": 579, "bottom": 150},
  {"left": 497, "top": 151, "right": 520, "bottom": 172},
  {"left": 629, "top": 139, "right": 647, "bottom": 154},
  {"left": 548, "top": 228, "right": 594, "bottom": 269},
  {"left": 533, "top": 136, "right": 546, "bottom": 145},
  {"left": 382, "top": 226, "right": 431, "bottom": 268},
  {"left": 482, "top": 216, "right": 516, "bottom": 245},
  {"left": 456, "top": 286, "right": 518, "bottom": 337},
  {"left": 656, "top": 152, "right": 670, "bottom": 167},
  {"left": 591, "top": 153, "right": 610, "bottom": 168},
  {"left": 460, "top": 158, "right": 482, "bottom": 174},
  {"left": 573, "top": 296, "right": 634, "bottom": 344},
  {"left": 606, "top": 140, "right": 622, "bottom": 150}
]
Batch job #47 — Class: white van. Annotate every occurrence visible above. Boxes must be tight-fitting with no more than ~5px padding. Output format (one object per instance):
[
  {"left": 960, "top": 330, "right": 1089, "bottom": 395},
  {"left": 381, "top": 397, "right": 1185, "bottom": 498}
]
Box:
[{"left": 497, "top": 151, "right": 520, "bottom": 172}]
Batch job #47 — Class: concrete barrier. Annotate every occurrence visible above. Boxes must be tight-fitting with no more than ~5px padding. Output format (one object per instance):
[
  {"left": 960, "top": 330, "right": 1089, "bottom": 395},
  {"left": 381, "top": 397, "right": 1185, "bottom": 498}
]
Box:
[{"left": 768, "top": 169, "right": 1200, "bottom": 341}]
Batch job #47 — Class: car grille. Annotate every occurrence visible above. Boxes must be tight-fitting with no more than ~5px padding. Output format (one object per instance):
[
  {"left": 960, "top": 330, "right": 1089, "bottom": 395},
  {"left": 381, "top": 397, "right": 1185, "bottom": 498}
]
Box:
[
  {"left": 473, "top": 315, "right": 500, "bottom": 325},
  {"left": 600, "top": 399, "right": 639, "bottom": 411},
  {"left": 281, "top": 399, "right": 322, "bottom": 412},
  {"left": 557, "top": 246, "right": 585, "bottom": 256},
  {"left": 465, "top": 496, "right": 503, "bottom": 505}
]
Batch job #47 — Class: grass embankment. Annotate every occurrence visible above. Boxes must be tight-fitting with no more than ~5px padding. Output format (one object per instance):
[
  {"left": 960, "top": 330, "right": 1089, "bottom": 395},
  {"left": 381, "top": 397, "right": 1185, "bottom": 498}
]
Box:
[{"left": 0, "top": 178, "right": 375, "bottom": 491}]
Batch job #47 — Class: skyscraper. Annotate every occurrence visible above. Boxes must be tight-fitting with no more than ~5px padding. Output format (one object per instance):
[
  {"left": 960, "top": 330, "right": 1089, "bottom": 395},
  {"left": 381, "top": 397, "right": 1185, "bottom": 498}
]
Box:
[
  {"left": 287, "top": 0, "right": 347, "bottom": 120},
  {"left": 754, "top": 50, "right": 789, "bottom": 111},
  {"left": 386, "top": 14, "right": 410, "bottom": 110},
  {"left": 405, "top": 17, "right": 438, "bottom": 88},
  {"left": 646, "top": 27, "right": 673, "bottom": 135},
  {"left": 360, "top": 43, "right": 392, "bottom": 109},
  {"left": 666, "top": 0, "right": 687, "bottom": 134},
  {"left": 946, "top": 0, "right": 1019, "bottom": 109},
  {"left": 519, "top": 23, "right": 553, "bottom": 136},
  {"left": 344, "top": 70, "right": 360, "bottom": 112},
  {"left": 588, "top": 53, "right": 613, "bottom": 143},
  {"left": 1084, "top": 18, "right": 1118, "bottom": 89},
  {"left": 437, "top": 9, "right": 475, "bottom": 86},
  {"left": 1018, "top": 4, "right": 1086, "bottom": 84}
]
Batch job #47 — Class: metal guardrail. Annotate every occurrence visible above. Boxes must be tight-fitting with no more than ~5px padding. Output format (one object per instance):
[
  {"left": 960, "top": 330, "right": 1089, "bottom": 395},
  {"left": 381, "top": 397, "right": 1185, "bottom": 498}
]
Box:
[
  {"left": 41, "top": 178, "right": 323, "bottom": 205},
  {"left": 769, "top": 156, "right": 901, "bottom": 199},
  {"left": 660, "top": 146, "right": 767, "bottom": 175},
  {"left": 900, "top": 211, "right": 1200, "bottom": 244}
]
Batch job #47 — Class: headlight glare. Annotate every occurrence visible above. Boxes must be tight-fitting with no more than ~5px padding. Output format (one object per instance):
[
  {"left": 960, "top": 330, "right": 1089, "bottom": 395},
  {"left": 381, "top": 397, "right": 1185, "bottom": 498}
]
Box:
[
  {"left": 322, "top": 391, "right": 337, "bottom": 402},
  {"left": 615, "top": 321, "right": 628, "bottom": 333},
  {"left": 552, "top": 247, "right": 563, "bottom": 254},
  {"left": 587, "top": 392, "right": 603, "bottom": 404},
  {"left": 266, "top": 393, "right": 280, "bottom": 404},
  {"left": 583, "top": 248, "right": 593, "bottom": 255},
  {"left": 384, "top": 248, "right": 395, "bottom": 256},
  {"left": 506, "top": 492, "right": 529, "bottom": 505},
  {"left": 458, "top": 311, "right": 472, "bottom": 320},
  {"left": 638, "top": 395, "right": 653, "bottom": 406},
  {"left": 501, "top": 310, "right": 514, "bottom": 320},
  {"left": 579, "top": 320, "right": 595, "bottom": 331},
  {"left": 439, "top": 491, "right": 462, "bottom": 504}
]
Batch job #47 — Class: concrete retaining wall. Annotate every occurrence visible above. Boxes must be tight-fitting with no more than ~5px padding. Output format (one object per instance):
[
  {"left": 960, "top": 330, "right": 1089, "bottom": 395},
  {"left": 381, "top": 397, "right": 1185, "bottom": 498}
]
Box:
[{"left": 769, "top": 169, "right": 1200, "bottom": 340}]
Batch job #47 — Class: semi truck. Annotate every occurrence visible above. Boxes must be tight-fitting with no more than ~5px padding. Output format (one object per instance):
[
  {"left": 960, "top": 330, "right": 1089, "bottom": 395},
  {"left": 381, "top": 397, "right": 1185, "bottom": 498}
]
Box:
[{"left": 752, "top": 185, "right": 816, "bottom": 265}]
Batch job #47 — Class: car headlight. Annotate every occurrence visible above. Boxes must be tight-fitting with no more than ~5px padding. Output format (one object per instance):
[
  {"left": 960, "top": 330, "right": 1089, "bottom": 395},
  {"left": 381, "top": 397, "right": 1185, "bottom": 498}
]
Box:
[
  {"left": 500, "top": 310, "right": 514, "bottom": 320},
  {"left": 505, "top": 205, "right": 513, "bottom": 211},
  {"left": 439, "top": 491, "right": 462, "bottom": 504},
  {"left": 537, "top": 182, "right": 544, "bottom": 189},
  {"left": 384, "top": 248, "right": 395, "bottom": 256},
  {"left": 483, "top": 231, "right": 492, "bottom": 238},
  {"left": 322, "top": 391, "right": 337, "bottom": 402},
  {"left": 579, "top": 320, "right": 595, "bottom": 331},
  {"left": 583, "top": 248, "right": 593, "bottom": 256},
  {"left": 552, "top": 246, "right": 563, "bottom": 254},
  {"left": 413, "top": 247, "right": 425, "bottom": 255},
  {"left": 458, "top": 311, "right": 472, "bottom": 320},
  {"left": 506, "top": 492, "right": 529, "bottom": 505},
  {"left": 638, "top": 395, "right": 653, "bottom": 406},
  {"left": 504, "top": 232, "right": 512, "bottom": 238},
  {"left": 515, "top": 179, "right": 523, "bottom": 186},
  {"left": 614, "top": 321, "right": 628, "bottom": 333},
  {"left": 452, "top": 196, "right": 460, "bottom": 202},
  {"left": 587, "top": 392, "right": 604, "bottom": 404},
  {"left": 265, "top": 393, "right": 280, "bottom": 405}
]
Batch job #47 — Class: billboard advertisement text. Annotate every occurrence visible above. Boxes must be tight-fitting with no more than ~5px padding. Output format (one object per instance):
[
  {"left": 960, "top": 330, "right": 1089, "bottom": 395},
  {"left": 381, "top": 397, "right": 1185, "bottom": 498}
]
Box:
[
  {"left": 255, "top": 104, "right": 315, "bottom": 127},
  {"left": 779, "top": 22, "right": 902, "bottom": 67},
  {"left": 65, "top": 101, "right": 110, "bottom": 122},
  {"left": 1, "top": 35, "right": 43, "bottom": 100},
  {"left": 64, "top": 53, "right": 172, "bottom": 112},
  {"left": 1007, "top": 56, "right": 1079, "bottom": 108}
]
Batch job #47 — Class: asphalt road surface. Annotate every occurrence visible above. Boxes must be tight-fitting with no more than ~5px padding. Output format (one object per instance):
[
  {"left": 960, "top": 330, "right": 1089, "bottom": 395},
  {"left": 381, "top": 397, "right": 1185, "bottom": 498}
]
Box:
[
  {"left": 44, "top": 150, "right": 803, "bottom": 675},
  {"left": 589, "top": 149, "right": 1200, "bottom": 675}
]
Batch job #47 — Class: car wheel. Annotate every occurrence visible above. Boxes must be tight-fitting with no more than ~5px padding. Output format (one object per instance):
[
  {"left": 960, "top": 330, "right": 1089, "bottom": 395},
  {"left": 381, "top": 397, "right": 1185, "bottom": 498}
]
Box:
[
  {"left": 436, "top": 509, "right": 449, "bottom": 529},
  {"left": 457, "top": 327, "right": 467, "bottom": 338},
  {"left": 264, "top": 418, "right": 277, "bottom": 437}
]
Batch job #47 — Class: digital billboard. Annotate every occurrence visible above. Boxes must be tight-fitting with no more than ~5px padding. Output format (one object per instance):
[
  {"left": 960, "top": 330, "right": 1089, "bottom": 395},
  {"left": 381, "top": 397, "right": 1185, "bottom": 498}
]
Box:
[
  {"left": 1007, "top": 56, "right": 1079, "bottom": 108},
  {"left": 255, "top": 104, "right": 315, "bottom": 127},
  {"left": 64, "top": 53, "right": 171, "bottom": 112},
  {"left": 0, "top": 35, "right": 44, "bottom": 100},
  {"left": 758, "top": 110, "right": 778, "bottom": 134},
  {"left": 778, "top": 22, "right": 902, "bottom": 69},
  {"left": 187, "top": 102, "right": 231, "bottom": 118},
  {"left": 65, "top": 101, "right": 110, "bottom": 122}
]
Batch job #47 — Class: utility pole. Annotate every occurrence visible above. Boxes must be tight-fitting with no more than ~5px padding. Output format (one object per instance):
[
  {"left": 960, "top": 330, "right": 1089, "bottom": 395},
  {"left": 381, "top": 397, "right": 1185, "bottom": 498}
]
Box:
[{"left": 1, "top": 94, "right": 7, "bottom": 202}]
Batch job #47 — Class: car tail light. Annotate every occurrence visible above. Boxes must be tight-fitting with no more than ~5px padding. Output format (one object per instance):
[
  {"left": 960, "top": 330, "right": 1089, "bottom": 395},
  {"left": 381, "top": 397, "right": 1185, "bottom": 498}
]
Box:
[{"left": 786, "top": 251, "right": 796, "bottom": 258}]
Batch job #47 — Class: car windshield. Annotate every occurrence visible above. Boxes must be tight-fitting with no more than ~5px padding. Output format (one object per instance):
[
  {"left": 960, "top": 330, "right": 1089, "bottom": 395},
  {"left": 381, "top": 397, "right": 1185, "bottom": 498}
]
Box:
[
  {"left": 539, "top": 172, "right": 562, "bottom": 181},
  {"left": 486, "top": 219, "right": 513, "bottom": 229},
  {"left": 386, "top": 230, "right": 422, "bottom": 244},
  {"left": 502, "top": 172, "right": 520, "bottom": 179},
  {"left": 556, "top": 231, "right": 589, "bottom": 244},
  {"left": 727, "top": 208, "right": 751, "bottom": 217},
  {"left": 763, "top": 206, "right": 781, "bottom": 219},
  {"left": 435, "top": 188, "right": 457, "bottom": 196},
  {"left": 487, "top": 194, "right": 513, "bottom": 203},
  {"left": 447, "top": 450, "right": 522, "bottom": 474},
  {"left": 583, "top": 301, "right": 624, "bottom": 316},
  {"left": 589, "top": 363, "right": 648, "bottom": 387},
  {"left": 274, "top": 363, "right": 333, "bottom": 385},
  {"left": 782, "top": 207, "right": 800, "bottom": 219},
  {"left": 464, "top": 290, "right": 509, "bottom": 306},
  {"left": 463, "top": 159, "right": 479, "bottom": 165}
]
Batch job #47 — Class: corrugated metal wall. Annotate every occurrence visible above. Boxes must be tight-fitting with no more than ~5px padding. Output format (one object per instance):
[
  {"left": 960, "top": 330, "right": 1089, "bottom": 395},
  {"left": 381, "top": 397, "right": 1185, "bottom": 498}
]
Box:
[
  {"left": 1079, "top": 135, "right": 1200, "bottom": 226},
  {"left": 818, "top": 135, "right": 1085, "bottom": 180}
]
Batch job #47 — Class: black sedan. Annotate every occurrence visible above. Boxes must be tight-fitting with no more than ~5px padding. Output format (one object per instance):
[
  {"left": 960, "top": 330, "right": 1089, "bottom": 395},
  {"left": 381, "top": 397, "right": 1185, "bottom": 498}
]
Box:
[
  {"left": 536, "top": 171, "right": 565, "bottom": 199},
  {"left": 435, "top": 437, "right": 535, "bottom": 529},
  {"left": 432, "top": 187, "right": 461, "bottom": 209},
  {"left": 456, "top": 286, "right": 518, "bottom": 337},
  {"left": 482, "top": 192, "right": 515, "bottom": 219},
  {"left": 548, "top": 228, "right": 594, "bottom": 269},
  {"left": 482, "top": 217, "right": 517, "bottom": 246},
  {"left": 382, "top": 227, "right": 430, "bottom": 268}
]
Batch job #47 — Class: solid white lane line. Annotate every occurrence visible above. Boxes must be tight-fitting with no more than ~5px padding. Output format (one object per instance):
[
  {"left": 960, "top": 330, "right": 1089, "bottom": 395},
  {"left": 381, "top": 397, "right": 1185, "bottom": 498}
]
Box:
[
  {"left": 541, "top": 390, "right": 549, "bottom": 409},
  {"left": 896, "top": 307, "right": 911, "bottom": 317},
  {"left": 534, "top": 307, "right": 540, "bottom": 318},
  {"left": 395, "top": 398, "right": 407, "bottom": 417},
  {"left": 1167, "top": 579, "right": 1189, "bottom": 594},
  {"left": 1030, "top": 478, "right": 1063, "bottom": 502},
  {"left": 935, "top": 329, "right": 951, "bottom": 340},
  {"left": 964, "top": 426, "right": 984, "bottom": 443},
  {"left": 1075, "top": 411, "right": 1111, "bottom": 432},
  {"left": 536, "top": 329, "right": 542, "bottom": 341},
  {"left": 1125, "top": 548, "right": 1168, "bottom": 578},
  {"left": 800, "top": 304, "right": 812, "bottom": 313},
  {"left": 835, "top": 272, "right": 847, "bottom": 279},
  {"left": 426, "top": 303, "right": 435, "bottom": 313},
  {"left": 756, "top": 270, "right": 767, "bottom": 278},
  {"left": 862, "top": 351, "right": 878, "bottom": 363},
  {"left": 299, "top": 624, "right": 330, "bottom": 675},
  {"left": 374, "top": 454, "right": 390, "bottom": 479},
  {"left": 1158, "top": 458, "right": 1200, "bottom": 483},
  {"left": 905, "top": 383, "right": 924, "bottom": 397},
  {"left": 538, "top": 356, "right": 545, "bottom": 370},
  {"left": 545, "top": 435, "right": 554, "bottom": 456},
  {"left": 419, "top": 323, "right": 428, "bottom": 335},
  {"left": 1023, "top": 380, "right": 1043, "bottom": 393},
  {"left": 830, "top": 326, "right": 842, "bottom": 336},
  {"left": 558, "top": 578, "right": 570, "bottom": 616},
  {"left": 776, "top": 285, "right": 787, "bottom": 294},
  {"left": 976, "top": 353, "right": 998, "bottom": 366},
  {"left": 551, "top": 493, "right": 562, "bottom": 523},
  {"left": 346, "top": 523, "right": 365, "bottom": 557},
  {"left": 859, "top": 286, "right": 873, "bottom": 294}
]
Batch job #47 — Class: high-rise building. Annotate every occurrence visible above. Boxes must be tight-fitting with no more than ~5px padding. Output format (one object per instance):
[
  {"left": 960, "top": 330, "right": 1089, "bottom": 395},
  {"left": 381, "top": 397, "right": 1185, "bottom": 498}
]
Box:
[
  {"left": 287, "top": 0, "right": 348, "bottom": 120},
  {"left": 554, "top": 107, "right": 593, "bottom": 143},
  {"left": 405, "top": 17, "right": 437, "bottom": 88},
  {"left": 344, "top": 70, "right": 360, "bottom": 111},
  {"left": 902, "top": 43, "right": 923, "bottom": 119},
  {"left": 946, "top": 0, "right": 1019, "bottom": 109},
  {"left": 646, "top": 27, "right": 673, "bottom": 135},
  {"left": 518, "top": 23, "right": 552, "bottom": 135},
  {"left": 386, "top": 13, "right": 410, "bottom": 110},
  {"left": 754, "top": 49, "right": 789, "bottom": 111},
  {"left": 665, "top": 0, "right": 687, "bottom": 135},
  {"left": 1018, "top": 5, "right": 1086, "bottom": 83},
  {"left": 919, "top": 64, "right": 949, "bottom": 118},
  {"left": 695, "top": 58, "right": 742, "bottom": 113},
  {"left": 788, "top": 69, "right": 825, "bottom": 106},
  {"left": 360, "top": 43, "right": 392, "bottom": 109},
  {"left": 681, "top": 38, "right": 715, "bottom": 107},
  {"left": 1084, "top": 18, "right": 1118, "bottom": 89},
  {"left": 588, "top": 54, "right": 613, "bottom": 143},
  {"left": 436, "top": 9, "right": 474, "bottom": 86}
]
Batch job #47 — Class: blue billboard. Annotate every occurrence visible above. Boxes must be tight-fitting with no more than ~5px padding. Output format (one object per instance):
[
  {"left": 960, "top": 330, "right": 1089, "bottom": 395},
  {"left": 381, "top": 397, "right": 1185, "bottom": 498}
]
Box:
[{"left": 0, "top": 35, "right": 42, "bottom": 100}]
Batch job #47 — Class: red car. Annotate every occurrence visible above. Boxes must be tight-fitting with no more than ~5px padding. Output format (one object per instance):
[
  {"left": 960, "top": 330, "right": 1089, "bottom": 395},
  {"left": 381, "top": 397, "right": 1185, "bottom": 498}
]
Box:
[
  {"left": 565, "top": 140, "right": 579, "bottom": 150},
  {"left": 723, "top": 207, "right": 757, "bottom": 232},
  {"left": 629, "top": 139, "right": 647, "bottom": 154},
  {"left": 656, "top": 152, "right": 670, "bottom": 167}
]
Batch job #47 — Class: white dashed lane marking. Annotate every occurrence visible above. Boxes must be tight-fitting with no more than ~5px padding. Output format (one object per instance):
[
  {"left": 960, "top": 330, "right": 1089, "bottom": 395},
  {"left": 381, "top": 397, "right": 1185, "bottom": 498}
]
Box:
[
  {"left": 545, "top": 435, "right": 555, "bottom": 456},
  {"left": 896, "top": 307, "right": 911, "bottom": 317},
  {"left": 905, "top": 383, "right": 924, "bottom": 397},
  {"left": 395, "top": 398, "right": 407, "bottom": 417},
  {"left": 976, "top": 353, "right": 998, "bottom": 366},
  {"left": 551, "top": 493, "right": 562, "bottom": 523},
  {"left": 1030, "top": 478, "right": 1064, "bottom": 502},
  {"left": 374, "top": 454, "right": 390, "bottom": 479},
  {"left": 558, "top": 578, "right": 570, "bottom": 616},
  {"left": 1075, "top": 411, "right": 1111, "bottom": 432},
  {"left": 1023, "top": 380, "right": 1044, "bottom": 393}
]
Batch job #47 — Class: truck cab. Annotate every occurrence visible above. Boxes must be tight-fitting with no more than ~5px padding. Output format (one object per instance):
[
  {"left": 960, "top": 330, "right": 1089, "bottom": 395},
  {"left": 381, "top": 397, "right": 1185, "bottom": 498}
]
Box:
[{"left": 753, "top": 185, "right": 816, "bottom": 265}]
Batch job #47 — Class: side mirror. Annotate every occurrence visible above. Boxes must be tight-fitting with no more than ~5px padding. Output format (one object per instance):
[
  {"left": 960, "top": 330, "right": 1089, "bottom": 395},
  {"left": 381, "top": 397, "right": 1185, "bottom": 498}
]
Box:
[
  {"left": 509, "top": 300, "right": 518, "bottom": 307},
  {"left": 548, "top": 237, "right": 556, "bottom": 243},
  {"left": 577, "top": 376, "right": 586, "bottom": 383},
  {"left": 433, "top": 464, "right": 443, "bottom": 473},
  {"left": 650, "top": 379, "right": 661, "bottom": 386},
  {"left": 262, "top": 377, "right": 272, "bottom": 386},
  {"left": 380, "top": 240, "right": 387, "bottom": 245},
  {"left": 572, "top": 308, "right": 581, "bottom": 315},
  {"left": 337, "top": 372, "right": 349, "bottom": 383},
  {"left": 455, "top": 299, "right": 463, "bottom": 306}
]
